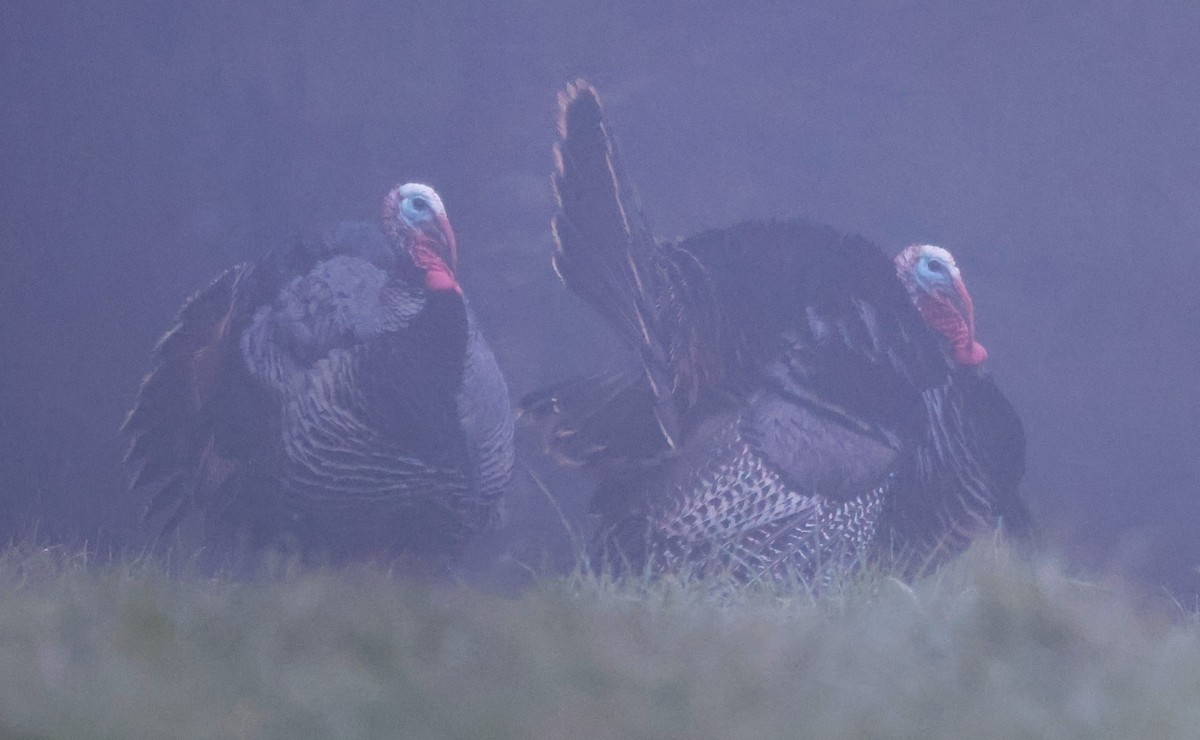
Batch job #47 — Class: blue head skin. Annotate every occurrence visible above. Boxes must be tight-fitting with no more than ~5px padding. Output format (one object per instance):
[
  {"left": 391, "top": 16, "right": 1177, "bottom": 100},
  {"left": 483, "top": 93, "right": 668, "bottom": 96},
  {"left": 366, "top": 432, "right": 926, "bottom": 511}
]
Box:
[{"left": 382, "top": 183, "right": 460, "bottom": 294}]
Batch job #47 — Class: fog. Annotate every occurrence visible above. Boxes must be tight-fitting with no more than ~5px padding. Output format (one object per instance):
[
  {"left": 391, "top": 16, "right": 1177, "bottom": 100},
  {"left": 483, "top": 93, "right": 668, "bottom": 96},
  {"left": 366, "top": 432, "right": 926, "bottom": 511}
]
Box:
[{"left": 1, "top": 2, "right": 1198, "bottom": 593}]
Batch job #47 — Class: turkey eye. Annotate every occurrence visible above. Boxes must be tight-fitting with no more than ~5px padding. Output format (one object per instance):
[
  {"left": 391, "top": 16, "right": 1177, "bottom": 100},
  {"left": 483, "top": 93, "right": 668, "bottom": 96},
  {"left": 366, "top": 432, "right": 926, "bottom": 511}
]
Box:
[
  {"left": 410, "top": 197, "right": 430, "bottom": 212},
  {"left": 927, "top": 260, "right": 944, "bottom": 273}
]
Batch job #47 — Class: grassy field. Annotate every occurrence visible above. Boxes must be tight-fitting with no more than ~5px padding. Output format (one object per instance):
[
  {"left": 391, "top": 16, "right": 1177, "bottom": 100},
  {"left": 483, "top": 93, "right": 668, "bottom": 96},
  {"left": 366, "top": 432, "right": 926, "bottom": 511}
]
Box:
[{"left": 0, "top": 543, "right": 1197, "bottom": 740}]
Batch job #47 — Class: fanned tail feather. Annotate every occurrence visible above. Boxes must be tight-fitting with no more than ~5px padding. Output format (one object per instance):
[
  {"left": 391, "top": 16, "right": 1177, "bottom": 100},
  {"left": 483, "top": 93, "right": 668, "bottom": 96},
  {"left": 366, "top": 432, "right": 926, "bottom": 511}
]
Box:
[
  {"left": 553, "top": 80, "right": 682, "bottom": 447},
  {"left": 122, "top": 263, "right": 271, "bottom": 536},
  {"left": 519, "top": 373, "right": 674, "bottom": 469}
]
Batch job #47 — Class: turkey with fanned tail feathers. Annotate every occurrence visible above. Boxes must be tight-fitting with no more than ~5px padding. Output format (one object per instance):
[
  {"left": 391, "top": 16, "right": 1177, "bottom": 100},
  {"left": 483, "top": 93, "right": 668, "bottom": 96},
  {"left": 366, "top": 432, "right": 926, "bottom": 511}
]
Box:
[
  {"left": 523, "top": 81, "right": 1031, "bottom": 583},
  {"left": 123, "top": 184, "right": 515, "bottom": 567}
]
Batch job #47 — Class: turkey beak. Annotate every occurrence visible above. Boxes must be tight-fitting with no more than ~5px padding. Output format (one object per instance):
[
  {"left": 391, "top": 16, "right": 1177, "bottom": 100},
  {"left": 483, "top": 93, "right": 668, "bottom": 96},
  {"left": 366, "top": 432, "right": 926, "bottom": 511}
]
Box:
[
  {"left": 943, "top": 276, "right": 974, "bottom": 328},
  {"left": 945, "top": 276, "right": 988, "bottom": 365},
  {"left": 434, "top": 213, "right": 458, "bottom": 274}
]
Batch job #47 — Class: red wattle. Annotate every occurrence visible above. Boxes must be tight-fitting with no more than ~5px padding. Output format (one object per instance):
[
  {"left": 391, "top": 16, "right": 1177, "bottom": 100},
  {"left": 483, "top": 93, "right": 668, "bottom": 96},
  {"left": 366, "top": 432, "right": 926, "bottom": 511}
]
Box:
[
  {"left": 425, "top": 269, "right": 461, "bottom": 294},
  {"left": 955, "top": 340, "right": 988, "bottom": 366},
  {"left": 411, "top": 242, "right": 461, "bottom": 294},
  {"left": 916, "top": 293, "right": 987, "bottom": 367}
]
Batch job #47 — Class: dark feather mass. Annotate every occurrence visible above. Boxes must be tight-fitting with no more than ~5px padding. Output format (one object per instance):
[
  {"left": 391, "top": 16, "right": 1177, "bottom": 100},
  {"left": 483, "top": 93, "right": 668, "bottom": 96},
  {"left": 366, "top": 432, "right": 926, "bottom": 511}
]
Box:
[
  {"left": 123, "top": 186, "right": 515, "bottom": 566},
  {"left": 525, "top": 83, "right": 1031, "bottom": 582}
]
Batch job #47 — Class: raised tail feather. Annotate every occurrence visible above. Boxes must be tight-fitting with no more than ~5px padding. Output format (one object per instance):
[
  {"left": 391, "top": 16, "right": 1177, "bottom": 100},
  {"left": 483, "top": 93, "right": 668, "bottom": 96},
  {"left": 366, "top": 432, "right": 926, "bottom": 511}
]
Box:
[{"left": 552, "top": 80, "right": 681, "bottom": 448}]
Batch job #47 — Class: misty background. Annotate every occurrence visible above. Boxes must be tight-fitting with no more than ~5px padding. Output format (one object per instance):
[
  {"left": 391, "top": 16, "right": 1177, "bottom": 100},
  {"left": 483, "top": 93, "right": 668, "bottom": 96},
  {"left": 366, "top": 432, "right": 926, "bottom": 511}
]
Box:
[{"left": 1, "top": 2, "right": 1197, "bottom": 593}]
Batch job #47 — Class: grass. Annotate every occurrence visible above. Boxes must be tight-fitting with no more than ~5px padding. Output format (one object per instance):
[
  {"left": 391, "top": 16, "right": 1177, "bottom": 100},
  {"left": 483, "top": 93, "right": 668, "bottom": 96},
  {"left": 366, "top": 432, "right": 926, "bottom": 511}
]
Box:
[{"left": 0, "top": 543, "right": 1197, "bottom": 739}]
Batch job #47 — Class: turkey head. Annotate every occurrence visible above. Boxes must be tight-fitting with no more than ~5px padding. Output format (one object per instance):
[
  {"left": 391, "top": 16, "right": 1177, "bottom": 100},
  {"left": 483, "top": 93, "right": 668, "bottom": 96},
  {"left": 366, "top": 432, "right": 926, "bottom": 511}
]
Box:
[
  {"left": 382, "top": 183, "right": 461, "bottom": 294},
  {"left": 894, "top": 244, "right": 987, "bottom": 367}
]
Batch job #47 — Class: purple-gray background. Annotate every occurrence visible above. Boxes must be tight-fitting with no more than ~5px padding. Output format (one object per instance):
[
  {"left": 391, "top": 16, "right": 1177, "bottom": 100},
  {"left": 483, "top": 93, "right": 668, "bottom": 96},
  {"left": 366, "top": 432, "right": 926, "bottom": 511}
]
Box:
[{"left": 2, "top": 2, "right": 1198, "bottom": 592}]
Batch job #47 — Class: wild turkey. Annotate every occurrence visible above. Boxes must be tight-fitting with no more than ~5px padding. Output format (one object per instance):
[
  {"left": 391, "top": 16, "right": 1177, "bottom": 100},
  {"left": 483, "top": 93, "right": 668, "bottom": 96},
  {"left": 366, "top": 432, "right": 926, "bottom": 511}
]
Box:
[
  {"left": 123, "top": 183, "right": 515, "bottom": 565},
  {"left": 524, "top": 82, "right": 1030, "bottom": 582}
]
